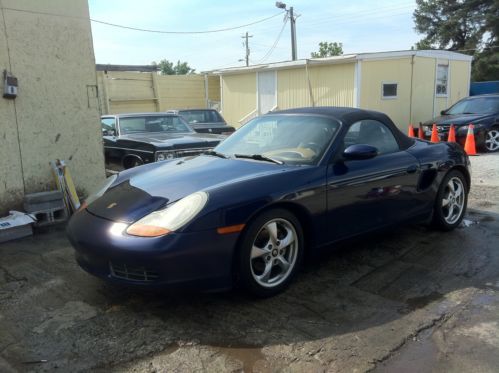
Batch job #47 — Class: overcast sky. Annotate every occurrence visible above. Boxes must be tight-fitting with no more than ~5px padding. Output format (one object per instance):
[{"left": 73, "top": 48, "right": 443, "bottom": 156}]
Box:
[{"left": 88, "top": 0, "right": 420, "bottom": 72}]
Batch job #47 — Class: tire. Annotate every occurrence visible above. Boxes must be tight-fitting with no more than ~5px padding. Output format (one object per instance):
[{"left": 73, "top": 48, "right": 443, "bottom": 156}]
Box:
[
  {"left": 484, "top": 127, "right": 499, "bottom": 153},
  {"left": 123, "top": 156, "right": 143, "bottom": 169},
  {"left": 237, "top": 208, "right": 304, "bottom": 297},
  {"left": 431, "top": 170, "right": 468, "bottom": 231}
]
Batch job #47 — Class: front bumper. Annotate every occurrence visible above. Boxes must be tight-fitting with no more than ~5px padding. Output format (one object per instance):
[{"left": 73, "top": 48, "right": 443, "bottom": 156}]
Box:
[{"left": 66, "top": 209, "right": 239, "bottom": 291}]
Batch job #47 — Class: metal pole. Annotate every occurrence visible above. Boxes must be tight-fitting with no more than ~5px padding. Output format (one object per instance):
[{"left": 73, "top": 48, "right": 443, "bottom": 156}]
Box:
[{"left": 289, "top": 7, "right": 297, "bottom": 60}]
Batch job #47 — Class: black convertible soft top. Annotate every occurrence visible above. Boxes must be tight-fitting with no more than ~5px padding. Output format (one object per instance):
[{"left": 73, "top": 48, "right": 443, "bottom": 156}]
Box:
[{"left": 272, "top": 107, "right": 415, "bottom": 150}]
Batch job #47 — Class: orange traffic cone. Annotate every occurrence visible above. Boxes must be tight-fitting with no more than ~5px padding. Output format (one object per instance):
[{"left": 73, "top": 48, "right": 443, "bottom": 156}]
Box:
[
  {"left": 447, "top": 124, "right": 456, "bottom": 142},
  {"left": 408, "top": 124, "right": 415, "bottom": 138},
  {"left": 430, "top": 124, "right": 439, "bottom": 143},
  {"left": 418, "top": 124, "right": 425, "bottom": 140},
  {"left": 464, "top": 124, "right": 478, "bottom": 156}
]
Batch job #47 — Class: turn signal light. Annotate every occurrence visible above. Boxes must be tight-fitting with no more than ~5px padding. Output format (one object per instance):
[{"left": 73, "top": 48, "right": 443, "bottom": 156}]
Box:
[
  {"left": 126, "top": 225, "right": 171, "bottom": 237},
  {"left": 217, "top": 224, "right": 245, "bottom": 234}
]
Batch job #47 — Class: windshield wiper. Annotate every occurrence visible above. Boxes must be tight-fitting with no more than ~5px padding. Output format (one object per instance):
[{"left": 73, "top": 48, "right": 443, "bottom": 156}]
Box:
[
  {"left": 234, "top": 153, "right": 284, "bottom": 165},
  {"left": 203, "top": 150, "right": 228, "bottom": 159}
]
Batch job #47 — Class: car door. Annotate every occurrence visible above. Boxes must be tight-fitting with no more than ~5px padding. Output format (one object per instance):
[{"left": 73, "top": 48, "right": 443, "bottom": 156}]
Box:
[
  {"left": 101, "top": 116, "right": 119, "bottom": 158},
  {"left": 326, "top": 119, "right": 421, "bottom": 240}
]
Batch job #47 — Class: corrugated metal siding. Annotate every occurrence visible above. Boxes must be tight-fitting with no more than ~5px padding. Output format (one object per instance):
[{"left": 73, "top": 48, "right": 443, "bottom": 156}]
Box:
[
  {"left": 361, "top": 58, "right": 413, "bottom": 130},
  {"left": 277, "top": 68, "right": 310, "bottom": 109},
  {"left": 277, "top": 64, "right": 355, "bottom": 109},
  {"left": 450, "top": 60, "right": 470, "bottom": 103},
  {"left": 221, "top": 73, "right": 256, "bottom": 127},
  {"left": 207, "top": 75, "right": 221, "bottom": 101},
  {"left": 411, "top": 57, "right": 436, "bottom": 125},
  {"left": 309, "top": 64, "right": 355, "bottom": 106}
]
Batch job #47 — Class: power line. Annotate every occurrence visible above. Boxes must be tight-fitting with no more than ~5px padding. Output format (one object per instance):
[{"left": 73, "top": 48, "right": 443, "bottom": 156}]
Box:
[
  {"left": 254, "top": 15, "right": 289, "bottom": 64},
  {"left": 0, "top": 6, "right": 285, "bottom": 35},
  {"left": 91, "top": 12, "right": 285, "bottom": 34}
]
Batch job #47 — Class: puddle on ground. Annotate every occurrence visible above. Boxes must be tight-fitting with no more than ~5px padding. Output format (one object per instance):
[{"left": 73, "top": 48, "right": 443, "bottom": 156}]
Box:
[
  {"left": 405, "top": 291, "right": 443, "bottom": 311},
  {"left": 460, "top": 219, "right": 479, "bottom": 228},
  {"left": 216, "top": 345, "right": 266, "bottom": 372}
]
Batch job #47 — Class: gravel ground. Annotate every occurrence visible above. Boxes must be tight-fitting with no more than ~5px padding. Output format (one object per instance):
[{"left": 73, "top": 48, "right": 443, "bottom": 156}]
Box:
[{"left": 0, "top": 153, "right": 498, "bottom": 373}]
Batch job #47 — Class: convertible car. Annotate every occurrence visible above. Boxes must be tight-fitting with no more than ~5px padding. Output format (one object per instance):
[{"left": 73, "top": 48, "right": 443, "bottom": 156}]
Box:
[{"left": 68, "top": 107, "right": 470, "bottom": 297}]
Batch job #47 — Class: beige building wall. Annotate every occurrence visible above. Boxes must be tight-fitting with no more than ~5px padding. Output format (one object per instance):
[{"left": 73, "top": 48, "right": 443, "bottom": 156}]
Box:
[
  {"left": 360, "top": 58, "right": 413, "bottom": 130},
  {"left": 97, "top": 71, "right": 221, "bottom": 114},
  {"left": 221, "top": 72, "right": 256, "bottom": 127},
  {"left": 449, "top": 60, "right": 470, "bottom": 107},
  {"left": 277, "top": 68, "right": 310, "bottom": 109},
  {"left": 410, "top": 56, "right": 436, "bottom": 125},
  {"left": 309, "top": 63, "right": 355, "bottom": 107},
  {"left": 0, "top": 0, "right": 105, "bottom": 213}
]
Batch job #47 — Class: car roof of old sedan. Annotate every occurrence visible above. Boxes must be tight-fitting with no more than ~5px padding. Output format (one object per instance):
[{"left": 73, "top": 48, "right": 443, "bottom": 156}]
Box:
[{"left": 104, "top": 112, "right": 180, "bottom": 118}]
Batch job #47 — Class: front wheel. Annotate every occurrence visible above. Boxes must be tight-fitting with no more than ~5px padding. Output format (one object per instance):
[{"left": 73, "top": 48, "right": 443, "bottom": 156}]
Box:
[
  {"left": 237, "top": 209, "right": 304, "bottom": 297},
  {"left": 431, "top": 170, "right": 468, "bottom": 231},
  {"left": 485, "top": 128, "right": 499, "bottom": 152}
]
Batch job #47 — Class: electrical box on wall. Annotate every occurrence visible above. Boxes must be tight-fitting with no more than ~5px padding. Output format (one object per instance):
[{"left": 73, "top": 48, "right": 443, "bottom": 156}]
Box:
[{"left": 3, "top": 70, "right": 18, "bottom": 99}]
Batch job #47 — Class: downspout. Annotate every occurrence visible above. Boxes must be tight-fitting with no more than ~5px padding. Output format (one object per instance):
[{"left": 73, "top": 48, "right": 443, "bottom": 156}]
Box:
[{"left": 305, "top": 59, "right": 315, "bottom": 107}]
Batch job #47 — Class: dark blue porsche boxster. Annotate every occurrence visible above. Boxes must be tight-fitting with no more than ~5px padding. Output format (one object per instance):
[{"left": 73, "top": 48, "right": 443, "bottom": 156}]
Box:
[{"left": 67, "top": 107, "right": 471, "bottom": 297}]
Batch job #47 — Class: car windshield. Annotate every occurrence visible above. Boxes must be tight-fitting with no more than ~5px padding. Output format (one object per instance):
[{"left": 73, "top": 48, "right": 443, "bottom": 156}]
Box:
[
  {"left": 214, "top": 114, "right": 340, "bottom": 165},
  {"left": 119, "top": 115, "right": 192, "bottom": 134},
  {"left": 447, "top": 97, "right": 499, "bottom": 115},
  {"left": 180, "top": 110, "right": 224, "bottom": 124}
]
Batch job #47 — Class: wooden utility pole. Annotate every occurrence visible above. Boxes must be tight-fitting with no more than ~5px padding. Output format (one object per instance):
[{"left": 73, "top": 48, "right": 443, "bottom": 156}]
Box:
[{"left": 242, "top": 32, "right": 253, "bottom": 67}]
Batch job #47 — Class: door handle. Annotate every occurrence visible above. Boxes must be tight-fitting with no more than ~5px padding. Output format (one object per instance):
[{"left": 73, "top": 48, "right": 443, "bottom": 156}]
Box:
[{"left": 406, "top": 164, "right": 419, "bottom": 174}]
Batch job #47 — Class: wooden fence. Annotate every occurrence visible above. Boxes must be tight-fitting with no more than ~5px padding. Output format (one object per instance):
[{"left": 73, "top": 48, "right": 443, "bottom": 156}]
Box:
[{"left": 96, "top": 71, "right": 220, "bottom": 114}]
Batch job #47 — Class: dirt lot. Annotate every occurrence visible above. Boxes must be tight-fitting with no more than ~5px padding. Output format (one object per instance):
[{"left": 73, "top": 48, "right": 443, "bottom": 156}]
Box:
[{"left": 1, "top": 154, "right": 498, "bottom": 372}]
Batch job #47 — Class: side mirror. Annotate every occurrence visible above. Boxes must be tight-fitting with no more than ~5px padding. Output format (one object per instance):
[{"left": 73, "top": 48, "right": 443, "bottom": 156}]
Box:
[
  {"left": 102, "top": 129, "right": 109, "bottom": 136},
  {"left": 343, "top": 144, "right": 378, "bottom": 160},
  {"left": 440, "top": 109, "right": 447, "bottom": 115}
]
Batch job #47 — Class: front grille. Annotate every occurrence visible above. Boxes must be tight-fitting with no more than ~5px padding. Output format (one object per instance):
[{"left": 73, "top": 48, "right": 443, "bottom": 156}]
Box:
[
  {"left": 109, "top": 262, "right": 159, "bottom": 282},
  {"left": 175, "top": 147, "right": 212, "bottom": 158}
]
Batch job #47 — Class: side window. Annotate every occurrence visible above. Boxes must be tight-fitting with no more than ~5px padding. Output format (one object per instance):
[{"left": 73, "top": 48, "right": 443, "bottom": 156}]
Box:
[
  {"left": 345, "top": 120, "right": 400, "bottom": 155},
  {"left": 101, "top": 118, "right": 116, "bottom": 135}
]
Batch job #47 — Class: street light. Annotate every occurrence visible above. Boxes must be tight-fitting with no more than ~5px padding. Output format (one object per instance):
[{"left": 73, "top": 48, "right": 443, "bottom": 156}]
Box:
[{"left": 275, "top": 2, "right": 297, "bottom": 60}]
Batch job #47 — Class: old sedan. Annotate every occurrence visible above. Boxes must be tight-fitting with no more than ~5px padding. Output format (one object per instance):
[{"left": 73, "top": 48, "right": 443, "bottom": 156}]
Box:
[
  {"left": 68, "top": 107, "right": 470, "bottom": 297},
  {"left": 101, "top": 113, "right": 225, "bottom": 169}
]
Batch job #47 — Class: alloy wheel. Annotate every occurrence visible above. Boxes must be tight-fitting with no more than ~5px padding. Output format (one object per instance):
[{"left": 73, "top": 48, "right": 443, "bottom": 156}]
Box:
[
  {"left": 485, "top": 129, "right": 499, "bottom": 152},
  {"left": 441, "top": 176, "right": 465, "bottom": 225},
  {"left": 249, "top": 218, "right": 299, "bottom": 288}
]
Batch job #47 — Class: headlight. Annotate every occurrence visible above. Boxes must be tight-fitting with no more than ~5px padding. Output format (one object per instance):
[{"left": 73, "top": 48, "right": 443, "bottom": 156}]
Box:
[
  {"left": 81, "top": 174, "right": 117, "bottom": 209},
  {"left": 126, "top": 191, "right": 208, "bottom": 237},
  {"left": 156, "top": 151, "right": 175, "bottom": 161}
]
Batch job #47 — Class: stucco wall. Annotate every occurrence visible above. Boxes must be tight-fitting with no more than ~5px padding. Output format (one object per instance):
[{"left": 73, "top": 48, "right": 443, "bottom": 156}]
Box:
[{"left": 0, "top": 0, "right": 105, "bottom": 214}]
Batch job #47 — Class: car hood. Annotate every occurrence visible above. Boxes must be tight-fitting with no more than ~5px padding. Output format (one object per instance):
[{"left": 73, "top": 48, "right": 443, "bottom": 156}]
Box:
[
  {"left": 422, "top": 113, "right": 495, "bottom": 126},
  {"left": 87, "top": 155, "right": 291, "bottom": 223},
  {"left": 119, "top": 132, "right": 225, "bottom": 148}
]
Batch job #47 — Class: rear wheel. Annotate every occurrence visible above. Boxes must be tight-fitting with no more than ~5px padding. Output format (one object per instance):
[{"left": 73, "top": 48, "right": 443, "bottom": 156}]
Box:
[
  {"left": 431, "top": 170, "right": 468, "bottom": 231},
  {"left": 237, "top": 209, "right": 304, "bottom": 297},
  {"left": 485, "top": 128, "right": 499, "bottom": 152}
]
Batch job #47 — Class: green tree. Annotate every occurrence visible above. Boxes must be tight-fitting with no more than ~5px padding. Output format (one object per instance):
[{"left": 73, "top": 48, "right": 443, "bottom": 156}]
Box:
[
  {"left": 311, "top": 42, "right": 343, "bottom": 58},
  {"left": 152, "top": 59, "right": 195, "bottom": 75},
  {"left": 413, "top": 0, "right": 498, "bottom": 81}
]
